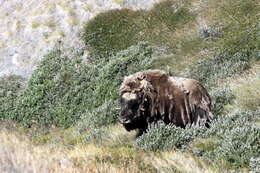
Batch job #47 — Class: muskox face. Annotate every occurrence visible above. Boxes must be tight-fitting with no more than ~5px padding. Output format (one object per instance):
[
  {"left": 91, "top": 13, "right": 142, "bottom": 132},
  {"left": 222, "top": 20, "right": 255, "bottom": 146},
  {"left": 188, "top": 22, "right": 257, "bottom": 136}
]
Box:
[{"left": 119, "top": 92, "right": 147, "bottom": 131}]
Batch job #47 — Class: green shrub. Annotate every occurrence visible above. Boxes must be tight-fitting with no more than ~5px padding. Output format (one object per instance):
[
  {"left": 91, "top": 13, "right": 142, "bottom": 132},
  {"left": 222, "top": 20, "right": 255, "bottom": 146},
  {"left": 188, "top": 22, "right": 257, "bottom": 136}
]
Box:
[
  {"left": 198, "top": 25, "right": 222, "bottom": 40},
  {"left": 208, "top": 124, "right": 259, "bottom": 168},
  {"left": 198, "top": 111, "right": 260, "bottom": 169},
  {"left": 198, "top": 110, "right": 260, "bottom": 169},
  {"left": 189, "top": 3, "right": 258, "bottom": 88},
  {"left": 12, "top": 49, "right": 80, "bottom": 127},
  {"left": 210, "top": 87, "right": 235, "bottom": 115},
  {"left": 0, "top": 75, "right": 25, "bottom": 120},
  {"left": 82, "top": 0, "right": 195, "bottom": 56},
  {"left": 11, "top": 42, "right": 153, "bottom": 128},
  {"left": 190, "top": 49, "right": 253, "bottom": 87},
  {"left": 82, "top": 8, "right": 143, "bottom": 56},
  {"left": 147, "top": 1, "right": 193, "bottom": 32},
  {"left": 136, "top": 122, "right": 207, "bottom": 152},
  {"left": 136, "top": 110, "right": 260, "bottom": 169},
  {"left": 77, "top": 100, "right": 118, "bottom": 131},
  {"left": 250, "top": 157, "right": 260, "bottom": 173},
  {"left": 203, "top": 110, "right": 257, "bottom": 137}
]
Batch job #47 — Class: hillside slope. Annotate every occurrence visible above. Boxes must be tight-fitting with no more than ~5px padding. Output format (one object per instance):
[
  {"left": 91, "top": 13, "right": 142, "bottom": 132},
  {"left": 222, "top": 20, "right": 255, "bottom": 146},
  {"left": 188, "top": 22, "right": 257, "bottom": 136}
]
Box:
[
  {"left": 0, "top": 0, "right": 259, "bottom": 172},
  {"left": 0, "top": 0, "right": 159, "bottom": 77}
]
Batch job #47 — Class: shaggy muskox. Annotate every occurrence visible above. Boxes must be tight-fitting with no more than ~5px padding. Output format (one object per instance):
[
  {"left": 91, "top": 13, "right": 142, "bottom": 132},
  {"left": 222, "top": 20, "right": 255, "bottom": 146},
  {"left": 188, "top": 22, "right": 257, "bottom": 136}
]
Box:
[{"left": 119, "top": 69, "right": 213, "bottom": 136}]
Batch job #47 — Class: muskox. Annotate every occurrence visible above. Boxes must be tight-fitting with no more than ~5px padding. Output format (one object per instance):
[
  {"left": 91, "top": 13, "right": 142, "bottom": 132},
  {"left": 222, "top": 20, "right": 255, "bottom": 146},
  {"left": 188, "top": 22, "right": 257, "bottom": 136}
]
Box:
[{"left": 119, "top": 69, "right": 213, "bottom": 136}]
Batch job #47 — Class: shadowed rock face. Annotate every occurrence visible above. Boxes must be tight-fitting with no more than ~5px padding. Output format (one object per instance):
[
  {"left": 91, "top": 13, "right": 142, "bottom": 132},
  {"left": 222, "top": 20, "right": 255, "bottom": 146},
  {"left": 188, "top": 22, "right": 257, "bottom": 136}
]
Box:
[
  {"left": 0, "top": 0, "right": 159, "bottom": 77},
  {"left": 119, "top": 69, "right": 214, "bottom": 136}
]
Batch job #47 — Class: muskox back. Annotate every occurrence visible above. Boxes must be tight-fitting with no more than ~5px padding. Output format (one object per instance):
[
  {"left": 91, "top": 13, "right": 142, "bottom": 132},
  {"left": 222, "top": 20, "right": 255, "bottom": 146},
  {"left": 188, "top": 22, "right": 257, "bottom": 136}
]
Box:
[
  {"left": 119, "top": 70, "right": 213, "bottom": 135},
  {"left": 170, "top": 77, "right": 213, "bottom": 126}
]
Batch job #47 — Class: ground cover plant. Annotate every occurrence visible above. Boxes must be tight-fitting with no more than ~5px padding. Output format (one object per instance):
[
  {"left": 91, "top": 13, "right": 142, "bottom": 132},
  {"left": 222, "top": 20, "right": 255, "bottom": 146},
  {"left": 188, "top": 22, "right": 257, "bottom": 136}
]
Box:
[
  {"left": 136, "top": 109, "right": 260, "bottom": 170},
  {"left": 0, "top": 75, "right": 25, "bottom": 120}
]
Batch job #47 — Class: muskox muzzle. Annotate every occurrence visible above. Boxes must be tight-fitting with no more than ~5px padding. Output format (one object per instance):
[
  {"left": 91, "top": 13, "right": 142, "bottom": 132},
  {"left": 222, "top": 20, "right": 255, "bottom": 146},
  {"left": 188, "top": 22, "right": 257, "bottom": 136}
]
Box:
[
  {"left": 119, "top": 119, "right": 135, "bottom": 131},
  {"left": 119, "top": 109, "right": 137, "bottom": 131}
]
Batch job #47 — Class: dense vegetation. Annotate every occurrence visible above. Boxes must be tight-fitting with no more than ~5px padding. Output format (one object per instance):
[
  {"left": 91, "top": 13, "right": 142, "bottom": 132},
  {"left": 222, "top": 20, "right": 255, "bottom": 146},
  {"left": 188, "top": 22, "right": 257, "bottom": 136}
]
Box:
[
  {"left": 3, "top": 43, "right": 153, "bottom": 128},
  {"left": 0, "top": 0, "right": 259, "bottom": 172},
  {"left": 136, "top": 110, "right": 260, "bottom": 169},
  {"left": 82, "top": 0, "right": 194, "bottom": 56},
  {"left": 0, "top": 75, "right": 24, "bottom": 120}
]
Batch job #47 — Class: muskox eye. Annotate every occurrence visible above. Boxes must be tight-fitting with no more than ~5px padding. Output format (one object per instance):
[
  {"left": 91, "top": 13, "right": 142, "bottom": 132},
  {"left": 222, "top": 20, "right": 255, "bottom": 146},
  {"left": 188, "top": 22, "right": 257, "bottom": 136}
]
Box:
[{"left": 119, "top": 98, "right": 125, "bottom": 105}]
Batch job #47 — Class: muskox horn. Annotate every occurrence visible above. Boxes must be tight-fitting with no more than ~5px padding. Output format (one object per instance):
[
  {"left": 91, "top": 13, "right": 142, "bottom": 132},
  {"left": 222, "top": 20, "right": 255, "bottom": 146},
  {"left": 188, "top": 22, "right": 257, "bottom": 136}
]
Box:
[
  {"left": 137, "top": 73, "right": 146, "bottom": 81},
  {"left": 140, "top": 79, "right": 154, "bottom": 94},
  {"left": 140, "top": 80, "right": 148, "bottom": 89},
  {"left": 122, "top": 92, "right": 137, "bottom": 100}
]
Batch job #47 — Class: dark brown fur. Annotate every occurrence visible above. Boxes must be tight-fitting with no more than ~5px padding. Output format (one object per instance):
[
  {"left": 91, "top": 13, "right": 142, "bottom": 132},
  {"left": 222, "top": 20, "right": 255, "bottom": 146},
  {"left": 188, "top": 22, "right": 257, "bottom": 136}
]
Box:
[{"left": 119, "top": 70, "right": 213, "bottom": 136}]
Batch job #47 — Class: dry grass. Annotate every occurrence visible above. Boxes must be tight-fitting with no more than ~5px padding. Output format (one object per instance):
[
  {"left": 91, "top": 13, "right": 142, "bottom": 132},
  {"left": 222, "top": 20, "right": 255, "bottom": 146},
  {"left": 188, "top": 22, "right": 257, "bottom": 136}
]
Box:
[
  {"left": 0, "top": 123, "right": 219, "bottom": 173},
  {"left": 146, "top": 151, "right": 218, "bottom": 173},
  {"left": 0, "top": 129, "right": 79, "bottom": 173},
  {"left": 228, "top": 63, "right": 260, "bottom": 111}
]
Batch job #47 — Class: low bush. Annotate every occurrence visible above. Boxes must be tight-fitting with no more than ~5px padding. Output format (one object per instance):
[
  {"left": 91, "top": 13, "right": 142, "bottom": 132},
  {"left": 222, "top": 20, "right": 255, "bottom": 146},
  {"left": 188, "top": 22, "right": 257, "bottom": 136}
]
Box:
[
  {"left": 11, "top": 42, "right": 153, "bottom": 128},
  {"left": 201, "top": 110, "right": 260, "bottom": 169},
  {"left": 198, "top": 25, "right": 222, "bottom": 40},
  {"left": 209, "top": 87, "right": 235, "bottom": 115},
  {"left": 190, "top": 49, "right": 254, "bottom": 87},
  {"left": 0, "top": 75, "right": 25, "bottom": 120},
  {"left": 250, "top": 157, "right": 260, "bottom": 173},
  {"left": 136, "top": 122, "right": 206, "bottom": 152},
  {"left": 136, "top": 109, "right": 260, "bottom": 170},
  {"left": 189, "top": 8, "right": 258, "bottom": 88}
]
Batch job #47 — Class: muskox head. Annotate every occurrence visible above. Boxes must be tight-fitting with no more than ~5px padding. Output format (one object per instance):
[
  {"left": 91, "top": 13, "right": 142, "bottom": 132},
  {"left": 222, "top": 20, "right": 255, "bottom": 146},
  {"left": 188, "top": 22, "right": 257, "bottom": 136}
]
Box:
[{"left": 119, "top": 73, "right": 155, "bottom": 132}]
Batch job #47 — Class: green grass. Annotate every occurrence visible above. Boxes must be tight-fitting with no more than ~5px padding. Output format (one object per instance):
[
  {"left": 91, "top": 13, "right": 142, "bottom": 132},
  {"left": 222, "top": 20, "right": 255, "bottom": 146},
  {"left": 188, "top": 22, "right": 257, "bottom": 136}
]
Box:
[
  {"left": 191, "top": 137, "right": 219, "bottom": 154},
  {"left": 82, "top": 0, "right": 195, "bottom": 56},
  {"left": 231, "top": 75, "right": 260, "bottom": 111},
  {"left": 82, "top": 8, "right": 142, "bottom": 56}
]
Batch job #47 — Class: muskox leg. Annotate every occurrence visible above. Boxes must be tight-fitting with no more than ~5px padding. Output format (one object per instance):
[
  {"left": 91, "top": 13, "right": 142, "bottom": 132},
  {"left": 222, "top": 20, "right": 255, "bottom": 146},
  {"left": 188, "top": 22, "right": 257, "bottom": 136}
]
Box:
[
  {"left": 191, "top": 106, "right": 211, "bottom": 127},
  {"left": 136, "top": 128, "right": 146, "bottom": 137}
]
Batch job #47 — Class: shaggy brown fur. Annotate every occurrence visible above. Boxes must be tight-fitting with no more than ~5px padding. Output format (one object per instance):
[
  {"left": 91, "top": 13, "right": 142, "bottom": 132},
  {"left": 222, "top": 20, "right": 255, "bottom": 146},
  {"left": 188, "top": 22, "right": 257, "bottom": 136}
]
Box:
[{"left": 119, "top": 69, "right": 213, "bottom": 135}]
